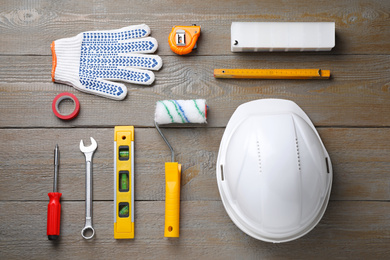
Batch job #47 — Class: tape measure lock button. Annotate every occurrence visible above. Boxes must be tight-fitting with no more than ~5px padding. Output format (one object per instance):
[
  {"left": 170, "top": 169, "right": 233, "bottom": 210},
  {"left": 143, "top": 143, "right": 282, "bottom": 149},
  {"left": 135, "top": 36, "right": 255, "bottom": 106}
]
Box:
[
  {"left": 175, "top": 29, "right": 186, "bottom": 46},
  {"left": 52, "top": 92, "right": 80, "bottom": 120}
]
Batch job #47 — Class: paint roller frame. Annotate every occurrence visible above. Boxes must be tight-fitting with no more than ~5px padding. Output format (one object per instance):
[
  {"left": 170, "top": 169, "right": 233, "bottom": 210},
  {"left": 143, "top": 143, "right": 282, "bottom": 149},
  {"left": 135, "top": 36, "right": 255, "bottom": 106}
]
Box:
[{"left": 154, "top": 99, "right": 207, "bottom": 238}]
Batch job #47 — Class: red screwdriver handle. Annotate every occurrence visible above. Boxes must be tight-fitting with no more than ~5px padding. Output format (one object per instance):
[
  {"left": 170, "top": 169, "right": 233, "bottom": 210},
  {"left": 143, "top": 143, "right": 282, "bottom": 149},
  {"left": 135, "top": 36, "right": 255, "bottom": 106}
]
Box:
[{"left": 47, "top": 192, "right": 62, "bottom": 240}]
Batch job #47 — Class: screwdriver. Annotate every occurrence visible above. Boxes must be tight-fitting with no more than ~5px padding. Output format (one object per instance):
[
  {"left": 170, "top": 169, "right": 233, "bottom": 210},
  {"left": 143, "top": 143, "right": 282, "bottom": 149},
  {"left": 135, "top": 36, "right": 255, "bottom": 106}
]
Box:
[{"left": 47, "top": 144, "right": 62, "bottom": 240}]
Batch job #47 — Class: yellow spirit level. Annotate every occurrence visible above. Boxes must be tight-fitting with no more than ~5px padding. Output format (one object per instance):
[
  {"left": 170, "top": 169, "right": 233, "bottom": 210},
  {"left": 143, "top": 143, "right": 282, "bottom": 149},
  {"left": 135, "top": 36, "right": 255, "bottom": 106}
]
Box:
[{"left": 114, "top": 126, "right": 134, "bottom": 239}]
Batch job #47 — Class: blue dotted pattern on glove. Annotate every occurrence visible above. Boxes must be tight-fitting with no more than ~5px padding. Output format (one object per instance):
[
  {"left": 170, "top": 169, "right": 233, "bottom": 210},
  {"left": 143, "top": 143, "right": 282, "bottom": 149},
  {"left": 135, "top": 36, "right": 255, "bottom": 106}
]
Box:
[{"left": 79, "top": 28, "right": 158, "bottom": 97}]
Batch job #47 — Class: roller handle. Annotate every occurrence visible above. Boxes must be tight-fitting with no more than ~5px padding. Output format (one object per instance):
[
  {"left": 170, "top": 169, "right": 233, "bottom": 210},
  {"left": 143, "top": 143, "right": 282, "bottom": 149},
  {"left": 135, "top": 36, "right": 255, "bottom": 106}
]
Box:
[
  {"left": 164, "top": 162, "right": 181, "bottom": 237},
  {"left": 47, "top": 192, "right": 62, "bottom": 240}
]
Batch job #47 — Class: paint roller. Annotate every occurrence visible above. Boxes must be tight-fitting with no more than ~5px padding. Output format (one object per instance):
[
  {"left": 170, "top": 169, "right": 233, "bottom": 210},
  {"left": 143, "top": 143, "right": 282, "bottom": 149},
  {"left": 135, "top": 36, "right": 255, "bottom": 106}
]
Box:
[{"left": 154, "top": 99, "right": 207, "bottom": 237}]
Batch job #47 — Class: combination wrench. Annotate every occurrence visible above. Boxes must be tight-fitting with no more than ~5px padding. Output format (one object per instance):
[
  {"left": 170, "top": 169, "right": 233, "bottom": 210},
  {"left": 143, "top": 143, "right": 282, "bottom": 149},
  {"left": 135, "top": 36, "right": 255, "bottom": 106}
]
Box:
[{"left": 79, "top": 137, "right": 98, "bottom": 239}]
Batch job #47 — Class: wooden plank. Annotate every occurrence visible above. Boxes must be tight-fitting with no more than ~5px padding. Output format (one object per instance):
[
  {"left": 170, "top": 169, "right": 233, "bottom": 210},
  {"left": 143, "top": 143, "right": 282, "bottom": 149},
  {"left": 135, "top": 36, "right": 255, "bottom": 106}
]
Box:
[
  {"left": 0, "top": 55, "right": 389, "bottom": 128},
  {"left": 0, "top": 200, "right": 389, "bottom": 259},
  {"left": 0, "top": 0, "right": 389, "bottom": 55},
  {"left": 0, "top": 0, "right": 388, "bottom": 258},
  {"left": 0, "top": 128, "right": 388, "bottom": 202},
  {"left": 320, "top": 128, "right": 390, "bottom": 201}
]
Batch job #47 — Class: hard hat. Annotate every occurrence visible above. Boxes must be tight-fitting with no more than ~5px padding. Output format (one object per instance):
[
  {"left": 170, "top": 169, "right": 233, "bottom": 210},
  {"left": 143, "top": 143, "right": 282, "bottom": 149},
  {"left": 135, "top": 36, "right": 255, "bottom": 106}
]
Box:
[{"left": 216, "top": 99, "right": 332, "bottom": 243}]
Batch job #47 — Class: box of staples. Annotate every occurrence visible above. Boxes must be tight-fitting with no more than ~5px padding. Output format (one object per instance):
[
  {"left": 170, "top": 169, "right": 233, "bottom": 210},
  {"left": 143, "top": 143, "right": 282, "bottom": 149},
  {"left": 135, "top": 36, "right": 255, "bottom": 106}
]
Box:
[{"left": 231, "top": 22, "right": 335, "bottom": 52}]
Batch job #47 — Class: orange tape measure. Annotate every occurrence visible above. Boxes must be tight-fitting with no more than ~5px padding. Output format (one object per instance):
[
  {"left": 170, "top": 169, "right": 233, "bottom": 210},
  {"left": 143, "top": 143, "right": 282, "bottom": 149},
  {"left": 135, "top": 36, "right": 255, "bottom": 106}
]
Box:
[
  {"left": 168, "top": 25, "right": 201, "bottom": 55},
  {"left": 214, "top": 69, "right": 331, "bottom": 79}
]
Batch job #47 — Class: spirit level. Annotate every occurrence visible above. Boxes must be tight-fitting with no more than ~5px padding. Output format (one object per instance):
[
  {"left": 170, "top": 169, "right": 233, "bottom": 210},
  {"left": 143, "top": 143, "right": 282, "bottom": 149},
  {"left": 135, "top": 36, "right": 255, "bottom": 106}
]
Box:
[
  {"left": 114, "top": 126, "right": 134, "bottom": 239},
  {"left": 214, "top": 69, "right": 330, "bottom": 79}
]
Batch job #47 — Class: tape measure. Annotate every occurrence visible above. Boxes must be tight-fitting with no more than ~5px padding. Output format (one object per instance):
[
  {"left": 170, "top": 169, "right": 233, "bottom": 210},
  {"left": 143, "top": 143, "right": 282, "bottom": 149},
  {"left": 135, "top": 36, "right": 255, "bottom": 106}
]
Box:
[
  {"left": 114, "top": 126, "right": 135, "bottom": 239},
  {"left": 168, "top": 25, "right": 201, "bottom": 55},
  {"left": 214, "top": 69, "right": 331, "bottom": 79}
]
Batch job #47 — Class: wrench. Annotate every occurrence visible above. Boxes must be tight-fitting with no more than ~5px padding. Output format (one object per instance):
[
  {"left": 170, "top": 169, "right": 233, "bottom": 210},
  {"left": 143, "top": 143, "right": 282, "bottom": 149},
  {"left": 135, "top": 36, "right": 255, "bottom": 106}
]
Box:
[{"left": 80, "top": 137, "right": 98, "bottom": 239}]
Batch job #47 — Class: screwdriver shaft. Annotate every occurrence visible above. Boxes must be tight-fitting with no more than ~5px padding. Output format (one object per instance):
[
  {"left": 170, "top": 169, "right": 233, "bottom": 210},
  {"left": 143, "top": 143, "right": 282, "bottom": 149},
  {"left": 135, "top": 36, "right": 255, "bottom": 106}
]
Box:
[{"left": 54, "top": 144, "right": 59, "bottom": 193}]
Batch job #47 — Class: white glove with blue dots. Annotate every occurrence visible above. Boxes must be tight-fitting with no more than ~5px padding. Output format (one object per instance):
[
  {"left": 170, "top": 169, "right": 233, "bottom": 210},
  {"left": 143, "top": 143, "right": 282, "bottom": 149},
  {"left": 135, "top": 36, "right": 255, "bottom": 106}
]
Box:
[{"left": 51, "top": 24, "right": 162, "bottom": 100}]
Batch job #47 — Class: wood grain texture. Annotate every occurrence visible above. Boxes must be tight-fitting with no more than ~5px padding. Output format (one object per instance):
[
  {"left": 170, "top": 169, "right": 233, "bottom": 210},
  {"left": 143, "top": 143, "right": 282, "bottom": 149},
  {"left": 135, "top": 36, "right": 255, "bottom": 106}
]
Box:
[
  {"left": 0, "top": 0, "right": 389, "bottom": 55},
  {"left": 1, "top": 0, "right": 389, "bottom": 258},
  {"left": 0, "top": 128, "right": 388, "bottom": 202},
  {"left": 0, "top": 201, "right": 389, "bottom": 259},
  {"left": 0, "top": 55, "right": 389, "bottom": 128}
]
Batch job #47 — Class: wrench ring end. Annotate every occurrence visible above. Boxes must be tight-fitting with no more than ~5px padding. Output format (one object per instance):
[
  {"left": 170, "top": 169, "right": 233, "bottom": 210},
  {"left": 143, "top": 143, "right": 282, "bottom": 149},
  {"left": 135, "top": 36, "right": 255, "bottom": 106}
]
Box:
[{"left": 81, "top": 226, "right": 95, "bottom": 240}]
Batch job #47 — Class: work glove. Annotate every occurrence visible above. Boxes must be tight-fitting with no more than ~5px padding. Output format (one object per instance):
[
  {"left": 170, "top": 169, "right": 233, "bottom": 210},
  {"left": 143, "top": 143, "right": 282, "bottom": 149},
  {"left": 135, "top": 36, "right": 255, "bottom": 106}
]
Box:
[{"left": 51, "top": 24, "right": 162, "bottom": 100}]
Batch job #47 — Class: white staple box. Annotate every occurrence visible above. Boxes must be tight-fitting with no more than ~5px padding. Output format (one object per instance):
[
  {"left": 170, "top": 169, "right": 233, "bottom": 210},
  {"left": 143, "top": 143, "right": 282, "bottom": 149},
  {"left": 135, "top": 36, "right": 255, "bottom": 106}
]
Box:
[{"left": 231, "top": 22, "right": 335, "bottom": 52}]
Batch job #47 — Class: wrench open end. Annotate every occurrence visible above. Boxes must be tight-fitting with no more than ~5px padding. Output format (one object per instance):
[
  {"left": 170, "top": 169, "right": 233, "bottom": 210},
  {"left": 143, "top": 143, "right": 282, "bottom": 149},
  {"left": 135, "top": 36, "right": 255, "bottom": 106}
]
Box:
[{"left": 80, "top": 137, "right": 98, "bottom": 153}]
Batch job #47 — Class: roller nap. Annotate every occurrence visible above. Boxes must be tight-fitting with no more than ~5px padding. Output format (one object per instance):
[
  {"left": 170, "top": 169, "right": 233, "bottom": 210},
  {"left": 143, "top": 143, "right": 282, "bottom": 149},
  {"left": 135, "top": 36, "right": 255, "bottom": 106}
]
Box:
[{"left": 155, "top": 99, "right": 207, "bottom": 125}]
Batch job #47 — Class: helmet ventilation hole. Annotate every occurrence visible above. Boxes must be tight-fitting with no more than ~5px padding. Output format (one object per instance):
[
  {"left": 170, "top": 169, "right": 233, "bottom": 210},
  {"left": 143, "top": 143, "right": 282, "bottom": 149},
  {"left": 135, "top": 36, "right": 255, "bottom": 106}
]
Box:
[
  {"left": 295, "top": 138, "right": 301, "bottom": 171},
  {"left": 325, "top": 157, "right": 330, "bottom": 173},
  {"left": 220, "top": 164, "right": 224, "bottom": 181},
  {"left": 257, "top": 140, "right": 262, "bottom": 174}
]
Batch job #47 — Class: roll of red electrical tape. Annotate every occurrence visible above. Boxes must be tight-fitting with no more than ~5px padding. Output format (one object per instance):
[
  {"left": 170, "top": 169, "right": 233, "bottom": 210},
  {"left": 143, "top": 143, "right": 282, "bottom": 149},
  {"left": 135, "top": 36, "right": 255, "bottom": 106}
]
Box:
[{"left": 52, "top": 92, "right": 80, "bottom": 120}]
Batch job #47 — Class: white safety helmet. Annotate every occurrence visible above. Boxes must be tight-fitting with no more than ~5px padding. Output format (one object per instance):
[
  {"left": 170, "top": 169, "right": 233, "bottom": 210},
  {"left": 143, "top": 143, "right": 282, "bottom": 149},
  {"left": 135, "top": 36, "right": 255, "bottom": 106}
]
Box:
[{"left": 216, "top": 99, "right": 332, "bottom": 243}]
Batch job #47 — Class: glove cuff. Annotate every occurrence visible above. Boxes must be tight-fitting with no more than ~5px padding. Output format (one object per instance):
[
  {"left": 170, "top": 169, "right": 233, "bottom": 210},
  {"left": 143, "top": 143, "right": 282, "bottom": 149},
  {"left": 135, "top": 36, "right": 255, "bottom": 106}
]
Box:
[
  {"left": 51, "top": 34, "right": 83, "bottom": 86},
  {"left": 50, "top": 42, "right": 56, "bottom": 82}
]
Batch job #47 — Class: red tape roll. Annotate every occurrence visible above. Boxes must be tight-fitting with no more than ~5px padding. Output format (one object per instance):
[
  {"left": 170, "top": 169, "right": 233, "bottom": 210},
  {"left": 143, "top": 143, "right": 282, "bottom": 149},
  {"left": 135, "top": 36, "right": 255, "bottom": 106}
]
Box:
[{"left": 52, "top": 92, "right": 80, "bottom": 120}]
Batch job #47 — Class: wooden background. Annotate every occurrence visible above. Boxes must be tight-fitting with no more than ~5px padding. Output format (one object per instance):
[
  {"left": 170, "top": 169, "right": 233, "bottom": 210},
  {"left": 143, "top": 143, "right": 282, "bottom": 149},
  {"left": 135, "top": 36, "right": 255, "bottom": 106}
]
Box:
[{"left": 0, "top": 0, "right": 389, "bottom": 259}]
